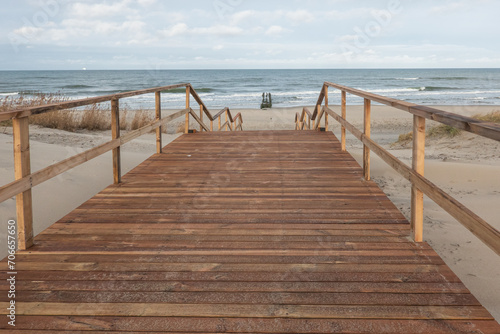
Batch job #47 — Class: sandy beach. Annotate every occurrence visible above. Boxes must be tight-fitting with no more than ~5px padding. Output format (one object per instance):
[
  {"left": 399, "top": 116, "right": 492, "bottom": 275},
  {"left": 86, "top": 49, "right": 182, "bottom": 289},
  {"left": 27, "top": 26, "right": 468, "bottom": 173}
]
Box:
[{"left": 1, "top": 104, "right": 499, "bottom": 320}]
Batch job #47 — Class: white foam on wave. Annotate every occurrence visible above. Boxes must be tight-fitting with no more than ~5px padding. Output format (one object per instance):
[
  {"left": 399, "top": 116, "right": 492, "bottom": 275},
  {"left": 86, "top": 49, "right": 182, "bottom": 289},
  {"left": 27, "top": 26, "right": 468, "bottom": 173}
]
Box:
[
  {"left": 364, "top": 88, "right": 421, "bottom": 93},
  {"left": 396, "top": 77, "right": 420, "bottom": 80},
  {"left": 417, "top": 90, "right": 500, "bottom": 96},
  {"left": 0, "top": 92, "right": 19, "bottom": 97}
]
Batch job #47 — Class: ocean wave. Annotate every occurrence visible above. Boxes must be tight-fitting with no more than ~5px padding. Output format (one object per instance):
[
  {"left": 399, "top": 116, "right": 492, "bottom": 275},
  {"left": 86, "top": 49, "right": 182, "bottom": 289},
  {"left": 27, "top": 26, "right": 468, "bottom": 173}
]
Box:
[
  {"left": 417, "top": 90, "right": 500, "bottom": 95},
  {"left": 0, "top": 92, "right": 19, "bottom": 97},
  {"left": 18, "top": 90, "right": 42, "bottom": 95},
  {"left": 396, "top": 77, "right": 420, "bottom": 80},
  {"left": 416, "top": 86, "right": 460, "bottom": 91},
  {"left": 366, "top": 88, "right": 421, "bottom": 93},
  {"left": 428, "top": 77, "right": 470, "bottom": 80},
  {"left": 161, "top": 87, "right": 215, "bottom": 94},
  {"left": 60, "top": 84, "right": 95, "bottom": 89}
]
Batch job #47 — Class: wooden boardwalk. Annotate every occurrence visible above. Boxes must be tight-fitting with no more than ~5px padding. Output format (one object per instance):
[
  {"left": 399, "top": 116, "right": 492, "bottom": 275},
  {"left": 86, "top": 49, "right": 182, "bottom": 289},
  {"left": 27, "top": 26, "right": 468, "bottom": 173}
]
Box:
[{"left": 2, "top": 130, "right": 499, "bottom": 333}]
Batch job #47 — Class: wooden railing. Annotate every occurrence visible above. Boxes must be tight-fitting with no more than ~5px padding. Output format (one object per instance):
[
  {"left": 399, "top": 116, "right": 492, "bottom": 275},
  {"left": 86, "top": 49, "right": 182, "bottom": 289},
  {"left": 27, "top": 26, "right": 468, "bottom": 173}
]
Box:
[
  {"left": 296, "top": 82, "right": 500, "bottom": 256},
  {"left": 0, "top": 83, "right": 242, "bottom": 250}
]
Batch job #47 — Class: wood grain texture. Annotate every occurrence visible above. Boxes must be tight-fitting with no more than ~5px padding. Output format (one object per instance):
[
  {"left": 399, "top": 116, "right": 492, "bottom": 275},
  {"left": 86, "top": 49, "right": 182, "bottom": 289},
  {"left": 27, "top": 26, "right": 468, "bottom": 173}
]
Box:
[
  {"left": 12, "top": 116, "right": 34, "bottom": 249},
  {"left": 411, "top": 115, "right": 425, "bottom": 242},
  {"left": 1, "top": 130, "right": 498, "bottom": 333}
]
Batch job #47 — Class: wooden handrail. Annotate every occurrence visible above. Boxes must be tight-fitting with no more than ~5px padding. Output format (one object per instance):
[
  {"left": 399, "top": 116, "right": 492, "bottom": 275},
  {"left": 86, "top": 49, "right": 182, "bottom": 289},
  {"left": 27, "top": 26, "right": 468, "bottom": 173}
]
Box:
[
  {"left": 323, "top": 82, "right": 500, "bottom": 141},
  {"left": 0, "top": 83, "right": 189, "bottom": 121},
  {"left": 186, "top": 87, "right": 243, "bottom": 132},
  {"left": 0, "top": 108, "right": 189, "bottom": 204},
  {"left": 1, "top": 83, "right": 243, "bottom": 250},
  {"left": 297, "top": 82, "right": 500, "bottom": 256},
  {"left": 295, "top": 108, "right": 312, "bottom": 130}
]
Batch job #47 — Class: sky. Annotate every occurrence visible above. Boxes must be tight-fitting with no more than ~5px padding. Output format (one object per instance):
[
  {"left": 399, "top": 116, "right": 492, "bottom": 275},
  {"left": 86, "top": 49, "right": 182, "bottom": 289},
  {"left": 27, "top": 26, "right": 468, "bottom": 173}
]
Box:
[{"left": 1, "top": 0, "right": 500, "bottom": 70}]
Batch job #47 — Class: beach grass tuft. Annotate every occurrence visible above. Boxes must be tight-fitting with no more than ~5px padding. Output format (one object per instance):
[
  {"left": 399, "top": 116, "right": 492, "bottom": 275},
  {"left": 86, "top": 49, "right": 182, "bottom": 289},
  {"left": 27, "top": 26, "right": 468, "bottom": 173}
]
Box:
[
  {"left": 473, "top": 110, "right": 500, "bottom": 123},
  {"left": 393, "top": 110, "right": 500, "bottom": 146},
  {"left": 0, "top": 93, "right": 161, "bottom": 133},
  {"left": 427, "top": 124, "right": 462, "bottom": 138},
  {"left": 129, "top": 110, "right": 153, "bottom": 131}
]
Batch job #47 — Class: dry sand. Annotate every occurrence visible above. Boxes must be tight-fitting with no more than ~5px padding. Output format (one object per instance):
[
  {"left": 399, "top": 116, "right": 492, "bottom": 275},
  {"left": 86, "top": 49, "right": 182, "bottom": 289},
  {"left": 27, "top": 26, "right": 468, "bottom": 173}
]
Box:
[{"left": 1, "top": 105, "right": 499, "bottom": 320}]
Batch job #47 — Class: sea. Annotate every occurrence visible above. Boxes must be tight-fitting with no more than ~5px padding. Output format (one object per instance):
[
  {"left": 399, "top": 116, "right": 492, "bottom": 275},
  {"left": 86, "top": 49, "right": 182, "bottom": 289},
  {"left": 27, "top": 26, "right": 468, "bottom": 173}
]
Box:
[{"left": 1, "top": 68, "right": 500, "bottom": 110}]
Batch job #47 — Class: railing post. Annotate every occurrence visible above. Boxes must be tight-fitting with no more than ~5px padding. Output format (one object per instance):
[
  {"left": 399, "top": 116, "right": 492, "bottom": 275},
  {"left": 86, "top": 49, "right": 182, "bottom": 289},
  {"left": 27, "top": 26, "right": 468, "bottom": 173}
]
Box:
[
  {"left": 199, "top": 105, "right": 203, "bottom": 132},
  {"left": 324, "top": 86, "right": 329, "bottom": 131},
  {"left": 13, "top": 116, "right": 33, "bottom": 250},
  {"left": 111, "top": 98, "right": 121, "bottom": 184},
  {"left": 316, "top": 104, "right": 321, "bottom": 131},
  {"left": 185, "top": 86, "right": 190, "bottom": 134},
  {"left": 411, "top": 115, "right": 426, "bottom": 242},
  {"left": 155, "top": 91, "right": 162, "bottom": 154},
  {"left": 225, "top": 109, "right": 228, "bottom": 131},
  {"left": 363, "top": 98, "right": 371, "bottom": 181},
  {"left": 210, "top": 120, "right": 213, "bottom": 131},
  {"left": 341, "top": 91, "right": 346, "bottom": 151},
  {"left": 218, "top": 116, "right": 221, "bottom": 131}
]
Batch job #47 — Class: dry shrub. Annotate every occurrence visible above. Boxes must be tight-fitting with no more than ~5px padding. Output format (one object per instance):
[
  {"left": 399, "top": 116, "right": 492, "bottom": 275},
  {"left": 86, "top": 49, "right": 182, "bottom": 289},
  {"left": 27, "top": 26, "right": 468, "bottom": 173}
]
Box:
[
  {"left": 396, "top": 132, "right": 413, "bottom": 145},
  {"left": 129, "top": 110, "right": 153, "bottom": 130},
  {"left": 394, "top": 110, "right": 500, "bottom": 146},
  {"left": 473, "top": 110, "right": 500, "bottom": 123},
  {"left": 1, "top": 93, "right": 70, "bottom": 127},
  {"left": 427, "top": 124, "right": 461, "bottom": 138},
  {"left": 79, "top": 103, "right": 110, "bottom": 131},
  {"left": 120, "top": 109, "right": 128, "bottom": 130},
  {"left": 1, "top": 93, "right": 192, "bottom": 134},
  {"left": 30, "top": 110, "right": 78, "bottom": 132}
]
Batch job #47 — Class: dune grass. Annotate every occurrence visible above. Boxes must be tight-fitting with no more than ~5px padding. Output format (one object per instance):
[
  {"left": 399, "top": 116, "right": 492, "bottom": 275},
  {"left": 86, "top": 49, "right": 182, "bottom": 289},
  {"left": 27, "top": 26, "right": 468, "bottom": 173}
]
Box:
[
  {"left": 0, "top": 93, "right": 157, "bottom": 132},
  {"left": 394, "top": 110, "right": 500, "bottom": 145}
]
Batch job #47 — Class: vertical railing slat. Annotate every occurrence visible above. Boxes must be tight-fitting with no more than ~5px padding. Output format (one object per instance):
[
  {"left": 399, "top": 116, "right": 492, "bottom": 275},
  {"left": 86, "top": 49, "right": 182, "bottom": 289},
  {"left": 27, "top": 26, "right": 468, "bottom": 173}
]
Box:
[
  {"left": 341, "top": 91, "right": 347, "bottom": 151},
  {"left": 411, "top": 115, "right": 426, "bottom": 242},
  {"left": 185, "top": 86, "right": 190, "bottom": 133},
  {"left": 155, "top": 91, "right": 162, "bottom": 154},
  {"left": 111, "top": 98, "right": 121, "bottom": 184},
  {"left": 225, "top": 109, "right": 228, "bottom": 131},
  {"left": 363, "top": 98, "right": 371, "bottom": 181},
  {"left": 199, "top": 105, "right": 203, "bottom": 132},
  {"left": 13, "top": 116, "right": 34, "bottom": 250},
  {"left": 324, "top": 86, "right": 329, "bottom": 131}
]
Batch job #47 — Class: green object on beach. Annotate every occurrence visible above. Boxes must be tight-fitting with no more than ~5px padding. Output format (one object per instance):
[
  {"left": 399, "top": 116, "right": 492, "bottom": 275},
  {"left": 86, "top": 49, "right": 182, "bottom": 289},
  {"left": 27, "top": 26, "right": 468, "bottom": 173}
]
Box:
[{"left": 260, "top": 92, "right": 272, "bottom": 109}]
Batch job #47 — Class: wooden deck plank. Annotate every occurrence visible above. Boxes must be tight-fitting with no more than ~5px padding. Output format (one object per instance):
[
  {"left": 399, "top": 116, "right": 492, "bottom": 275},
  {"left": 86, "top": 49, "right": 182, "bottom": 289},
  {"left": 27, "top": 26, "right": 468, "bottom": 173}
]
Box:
[{"left": 1, "top": 130, "right": 498, "bottom": 333}]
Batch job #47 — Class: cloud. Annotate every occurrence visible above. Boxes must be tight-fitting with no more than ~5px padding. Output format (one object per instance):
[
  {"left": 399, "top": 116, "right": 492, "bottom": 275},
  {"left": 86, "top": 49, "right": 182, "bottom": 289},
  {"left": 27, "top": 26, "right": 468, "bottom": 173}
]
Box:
[
  {"left": 230, "top": 10, "right": 258, "bottom": 25},
  {"left": 265, "top": 25, "right": 288, "bottom": 36},
  {"left": 430, "top": 2, "right": 467, "bottom": 14},
  {"left": 70, "top": 1, "right": 135, "bottom": 18},
  {"left": 323, "top": 8, "right": 371, "bottom": 20},
  {"left": 161, "top": 23, "right": 243, "bottom": 38},
  {"left": 161, "top": 23, "right": 189, "bottom": 37},
  {"left": 285, "top": 10, "right": 314, "bottom": 24},
  {"left": 137, "top": 0, "right": 157, "bottom": 6},
  {"left": 13, "top": 26, "right": 43, "bottom": 39},
  {"left": 192, "top": 25, "right": 243, "bottom": 37}
]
